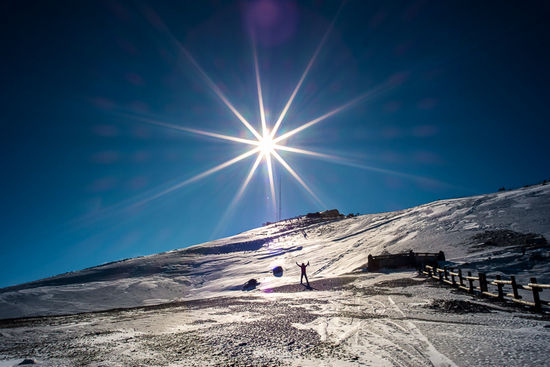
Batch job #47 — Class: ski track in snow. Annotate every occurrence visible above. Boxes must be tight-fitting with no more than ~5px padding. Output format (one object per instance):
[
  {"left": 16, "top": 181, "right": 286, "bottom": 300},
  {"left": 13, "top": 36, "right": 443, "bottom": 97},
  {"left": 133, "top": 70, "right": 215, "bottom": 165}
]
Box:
[
  {"left": 291, "top": 289, "right": 459, "bottom": 367},
  {"left": 388, "top": 296, "right": 458, "bottom": 367}
]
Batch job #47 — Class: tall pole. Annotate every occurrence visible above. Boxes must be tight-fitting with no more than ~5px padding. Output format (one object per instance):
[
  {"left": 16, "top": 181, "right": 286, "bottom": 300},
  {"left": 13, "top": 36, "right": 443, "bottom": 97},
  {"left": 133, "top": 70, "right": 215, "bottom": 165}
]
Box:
[{"left": 278, "top": 174, "right": 282, "bottom": 221}]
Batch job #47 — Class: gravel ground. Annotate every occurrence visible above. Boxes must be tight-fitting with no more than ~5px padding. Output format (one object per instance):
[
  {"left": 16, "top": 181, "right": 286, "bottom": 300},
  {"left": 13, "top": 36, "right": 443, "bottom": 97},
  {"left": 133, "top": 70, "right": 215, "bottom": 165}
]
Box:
[
  {"left": 1, "top": 274, "right": 550, "bottom": 366},
  {"left": 0, "top": 278, "right": 362, "bottom": 367}
]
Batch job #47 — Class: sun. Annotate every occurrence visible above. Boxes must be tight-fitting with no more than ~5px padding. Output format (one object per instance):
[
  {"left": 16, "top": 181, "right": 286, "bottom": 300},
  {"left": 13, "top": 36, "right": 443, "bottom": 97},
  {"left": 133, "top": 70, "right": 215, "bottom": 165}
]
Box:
[{"left": 259, "top": 133, "right": 275, "bottom": 155}]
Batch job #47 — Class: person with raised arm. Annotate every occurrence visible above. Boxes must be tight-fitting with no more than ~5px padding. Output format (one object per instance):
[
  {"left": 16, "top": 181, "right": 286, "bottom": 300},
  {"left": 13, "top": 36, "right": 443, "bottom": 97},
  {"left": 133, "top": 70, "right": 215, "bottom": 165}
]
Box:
[{"left": 296, "top": 261, "right": 310, "bottom": 287}]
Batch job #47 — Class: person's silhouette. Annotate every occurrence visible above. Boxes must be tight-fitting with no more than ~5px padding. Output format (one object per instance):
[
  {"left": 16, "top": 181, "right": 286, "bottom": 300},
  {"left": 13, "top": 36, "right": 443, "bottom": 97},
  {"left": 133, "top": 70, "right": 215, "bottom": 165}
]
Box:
[{"left": 296, "top": 261, "right": 310, "bottom": 287}]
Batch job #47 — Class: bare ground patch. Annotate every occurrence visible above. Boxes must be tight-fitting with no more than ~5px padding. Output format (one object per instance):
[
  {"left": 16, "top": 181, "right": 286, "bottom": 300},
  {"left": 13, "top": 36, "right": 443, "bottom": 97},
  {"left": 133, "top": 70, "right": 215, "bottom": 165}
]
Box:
[
  {"left": 427, "top": 299, "right": 492, "bottom": 313},
  {"left": 269, "top": 276, "right": 359, "bottom": 293}
]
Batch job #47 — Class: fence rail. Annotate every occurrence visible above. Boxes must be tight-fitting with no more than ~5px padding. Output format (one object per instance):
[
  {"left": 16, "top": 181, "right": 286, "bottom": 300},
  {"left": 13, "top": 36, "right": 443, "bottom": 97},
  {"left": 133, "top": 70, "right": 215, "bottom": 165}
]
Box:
[{"left": 422, "top": 265, "right": 549, "bottom": 312}]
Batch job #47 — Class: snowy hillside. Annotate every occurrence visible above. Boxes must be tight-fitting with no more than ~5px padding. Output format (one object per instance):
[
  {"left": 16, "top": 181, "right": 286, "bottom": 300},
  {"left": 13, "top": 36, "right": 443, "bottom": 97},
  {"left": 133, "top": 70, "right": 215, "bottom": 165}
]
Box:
[{"left": 1, "top": 184, "right": 549, "bottom": 319}]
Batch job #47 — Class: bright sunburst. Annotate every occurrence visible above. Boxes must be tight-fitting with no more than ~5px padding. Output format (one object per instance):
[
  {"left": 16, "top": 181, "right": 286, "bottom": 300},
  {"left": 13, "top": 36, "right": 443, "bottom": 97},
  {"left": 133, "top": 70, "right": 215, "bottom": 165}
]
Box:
[
  {"left": 124, "top": 3, "right": 394, "bottom": 221},
  {"left": 259, "top": 134, "right": 275, "bottom": 156}
]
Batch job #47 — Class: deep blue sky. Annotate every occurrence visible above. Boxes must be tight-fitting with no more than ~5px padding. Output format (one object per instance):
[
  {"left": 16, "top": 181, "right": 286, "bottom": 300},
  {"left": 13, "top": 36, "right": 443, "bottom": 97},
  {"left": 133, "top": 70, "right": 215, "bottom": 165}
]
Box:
[{"left": 2, "top": 0, "right": 549, "bottom": 287}]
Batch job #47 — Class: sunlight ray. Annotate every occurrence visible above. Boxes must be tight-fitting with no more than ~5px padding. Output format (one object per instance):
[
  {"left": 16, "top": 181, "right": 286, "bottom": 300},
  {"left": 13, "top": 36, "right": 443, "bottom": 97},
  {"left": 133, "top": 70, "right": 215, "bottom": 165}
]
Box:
[
  {"left": 271, "top": 150, "right": 323, "bottom": 206},
  {"left": 138, "top": 7, "right": 261, "bottom": 140},
  {"left": 327, "top": 160, "right": 462, "bottom": 190},
  {"left": 236, "top": 152, "right": 264, "bottom": 205},
  {"left": 131, "top": 115, "right": 260, "bottom": 146},
  {"left": 266, "top": 154, "right": 277, "bottom": 212},
  {"left": 274, "top": 143, "right": 455, "bottom": 190},
  {"left": 273, "top": 145, "right": 341, "bottom": 160},
  {"left": 178, "top": 45, "right": 262, "bottom": 140},
  {"left": 146, "top": 8, "right": 261, "bottom": 139},
  {"left": 274, "top": 92, "right": 373, "bottom": 144},
  {"left": 270, "top": 3, "right": 344, "bottom": 139},
  {"left": 133, "top": 147, "right": 261, "bottom": 208},
  {"left": 252, "top": 34, "right": 268, "bottom": 136},
  {"left": 210, "top": 152, "right": 264, "bottom": 239}
]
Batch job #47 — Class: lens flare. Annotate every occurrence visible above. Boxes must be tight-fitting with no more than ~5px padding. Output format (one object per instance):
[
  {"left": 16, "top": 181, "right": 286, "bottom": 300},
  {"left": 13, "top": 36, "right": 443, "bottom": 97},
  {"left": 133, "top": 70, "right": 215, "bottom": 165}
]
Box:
[
  {"left": 116, "top": 2, "right": 424, "bottom": 222},
  {"left": 120, "top": 4, "right": 347, "bottom": 216},
  {"left": 75, "top": 2, "right": 453, "bottom": 232}
]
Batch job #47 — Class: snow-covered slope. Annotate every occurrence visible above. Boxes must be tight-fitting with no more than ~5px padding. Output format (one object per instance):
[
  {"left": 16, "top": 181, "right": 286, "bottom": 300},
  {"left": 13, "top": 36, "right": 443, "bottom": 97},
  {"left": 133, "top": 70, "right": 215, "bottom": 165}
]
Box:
[{"left": 1, "top": 184, "right": 549, "bottom": 319}]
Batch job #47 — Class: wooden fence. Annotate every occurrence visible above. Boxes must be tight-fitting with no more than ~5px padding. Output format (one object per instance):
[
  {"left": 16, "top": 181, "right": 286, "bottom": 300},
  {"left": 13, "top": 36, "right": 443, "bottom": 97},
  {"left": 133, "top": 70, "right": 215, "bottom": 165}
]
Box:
[{"left": 422, "top": 265, "right": 550, "bottom": 312}]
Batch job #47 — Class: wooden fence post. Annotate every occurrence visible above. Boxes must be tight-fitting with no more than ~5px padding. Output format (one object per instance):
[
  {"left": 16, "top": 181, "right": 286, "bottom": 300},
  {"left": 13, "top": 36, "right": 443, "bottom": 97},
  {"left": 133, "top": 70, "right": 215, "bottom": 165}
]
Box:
[
  {"left": 510, "top": 276, "right": 520, "bottom": 299},
  {"left": 495, "top": 275, "right": 504, "bottom": 300},
  {"left": 444, "top": 267, "right": 449, "bottom": 281},
  {"left": 467, "top": 271, "right": 474, "bottom": 293},
  {"left": 531, "top": 277, "right": 542, "bottom": 312},
  {"left": 458, "top": 269, "right": 464, "bottom": 287},
  {"left": 427, "top": 266, "right": 432, "bottom": 278},
  {"left": 438, "top": 269, "right": 444, "bottom": 282},
  {"left": 450, "top": 270, "right": 457, "bottom": 286},
  {"left": 479, "top": 272, "right": 488, "bottom": 293}
]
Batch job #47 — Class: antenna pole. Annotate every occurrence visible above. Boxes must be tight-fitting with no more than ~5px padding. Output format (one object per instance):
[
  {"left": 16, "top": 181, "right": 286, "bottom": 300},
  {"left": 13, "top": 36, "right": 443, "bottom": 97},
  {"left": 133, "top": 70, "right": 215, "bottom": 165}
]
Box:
[{"left": 278, "top": 174, "right": 282, "bottom": 221}]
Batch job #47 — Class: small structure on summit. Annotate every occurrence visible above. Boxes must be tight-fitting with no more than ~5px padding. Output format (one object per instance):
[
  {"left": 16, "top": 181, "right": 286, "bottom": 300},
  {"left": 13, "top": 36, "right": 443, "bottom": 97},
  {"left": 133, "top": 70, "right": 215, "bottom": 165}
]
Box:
[
  {"left": 263, "top": 209, "right": 346, "bottom": 226},
  {"left": 320, "top": 209, "right": 342, "bottom": 218},
  {"left": 306, "top": 209, "right": 344, "bottom": 219}
]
